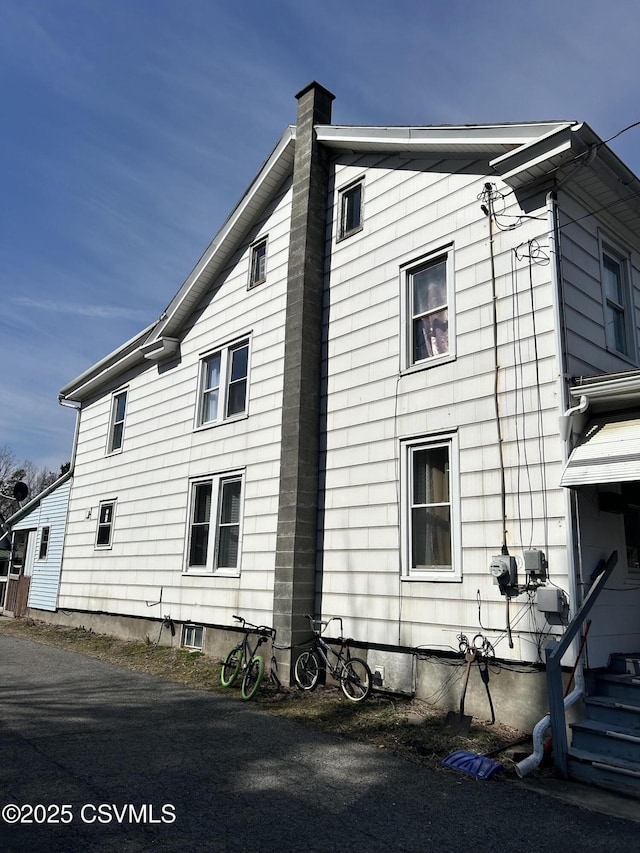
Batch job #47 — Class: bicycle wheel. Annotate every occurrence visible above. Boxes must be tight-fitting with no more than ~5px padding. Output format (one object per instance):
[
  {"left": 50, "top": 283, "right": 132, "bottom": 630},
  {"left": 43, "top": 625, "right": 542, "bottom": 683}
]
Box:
[
  {"left": 340, "top": 657, "right": 372, "bottom": 702},
  {"left": 221, "top": 646, "right": 243, "bottom": 687},
  {"left": 294, "top": 650, "right": 320, "bottom": 691},
  {"left": 241, "top": 655, "right": 265, "bottom": 701}
]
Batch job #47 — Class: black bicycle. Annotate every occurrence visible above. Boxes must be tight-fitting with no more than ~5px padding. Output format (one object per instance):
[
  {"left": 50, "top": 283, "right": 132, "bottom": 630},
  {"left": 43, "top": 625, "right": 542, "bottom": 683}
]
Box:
[
  {"left": 294, "top": 615, "right": 372, "bottom": 702},
  {"left": 220, "top": 615, "right": 276, "bottom": 701}
]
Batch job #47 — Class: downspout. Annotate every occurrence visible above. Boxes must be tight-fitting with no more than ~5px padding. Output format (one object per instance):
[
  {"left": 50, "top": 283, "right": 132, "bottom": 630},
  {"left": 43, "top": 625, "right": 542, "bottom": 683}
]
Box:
[
  {"left": 515, "top": 664, "right": 585, "bottom": 778},
  {"left": 58, "top": 395, "right": 82, "bottom": 476},
  {"left": 516, "top": 189, "right": 585, "bottom": 776}
]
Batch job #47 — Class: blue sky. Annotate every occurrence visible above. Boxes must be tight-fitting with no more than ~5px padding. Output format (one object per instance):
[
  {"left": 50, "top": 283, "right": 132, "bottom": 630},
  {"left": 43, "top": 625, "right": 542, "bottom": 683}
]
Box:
[{"left": 2, "top": 0, "right": 640, "bottom": 472}]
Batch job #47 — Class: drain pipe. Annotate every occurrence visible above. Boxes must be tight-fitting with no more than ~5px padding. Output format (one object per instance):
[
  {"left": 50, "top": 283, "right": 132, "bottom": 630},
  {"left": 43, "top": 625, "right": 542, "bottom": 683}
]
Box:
[
  {"left": 515, "top": 663, "right": 585, "bottom": 777},
  {"left": 516, "top": 188, "right": 589, "bottom": 778}
]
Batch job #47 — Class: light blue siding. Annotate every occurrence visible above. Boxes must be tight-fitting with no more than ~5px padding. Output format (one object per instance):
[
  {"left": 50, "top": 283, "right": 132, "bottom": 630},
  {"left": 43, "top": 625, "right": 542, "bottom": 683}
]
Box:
[{"left": 12, "top": 480, "right": 71, "bottom": 611}]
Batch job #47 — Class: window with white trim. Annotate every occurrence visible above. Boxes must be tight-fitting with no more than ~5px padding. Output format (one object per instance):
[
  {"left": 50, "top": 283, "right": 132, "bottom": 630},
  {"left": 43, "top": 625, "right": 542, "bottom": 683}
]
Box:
[
  {"left": 600, "top": 239, "right": 634, "bottom": 359},
  {"left": 401, "top": 434, "right": 460, "bottom": 581},
  {"left": 197, "top": 339, "right": 249, "bottom": 427},
  {"left": 182, "top": 624, "right": 204, "bottom": 650},
  {"left": 107, "top": 390, "right": 127, "bottom": 453},
  {"left": 38, "top": 526, "right": 50, "bottom": 560},
  {"left": 338, "top": 180, "right": 363, "bottom": 240},
  {"left": 186, "top": 473, "right": 244, "bottom": 573},
  {"left": 249, "top": 238, "right": 267, "bottom": 288},
  {"left": 95, "top": 500, "right": 116, "bottom": 549},
  {"left": 404, "top": 249, "right": 454, "bottom": 368}
]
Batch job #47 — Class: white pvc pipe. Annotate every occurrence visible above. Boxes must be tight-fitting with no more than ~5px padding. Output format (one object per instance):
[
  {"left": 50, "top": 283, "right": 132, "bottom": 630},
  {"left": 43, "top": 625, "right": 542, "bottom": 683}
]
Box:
[{"left": 515, "top": 662, "right": 585, "bottom": 777}]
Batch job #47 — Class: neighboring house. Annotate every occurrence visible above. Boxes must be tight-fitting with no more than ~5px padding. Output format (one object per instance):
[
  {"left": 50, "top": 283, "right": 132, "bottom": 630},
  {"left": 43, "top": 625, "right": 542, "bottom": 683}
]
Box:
[
  {"left": 4, "top": 475, "right": 72, "bottom": 616},
  {"left": 43, "top": 83, "right": 640, "bottom": 752}
]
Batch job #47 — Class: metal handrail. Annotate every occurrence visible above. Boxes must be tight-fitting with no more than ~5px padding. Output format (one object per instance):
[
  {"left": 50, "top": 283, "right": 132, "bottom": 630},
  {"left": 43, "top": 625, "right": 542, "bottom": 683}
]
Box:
[{"left": 545, "top": 550, "right": 618, "bottom": 777}]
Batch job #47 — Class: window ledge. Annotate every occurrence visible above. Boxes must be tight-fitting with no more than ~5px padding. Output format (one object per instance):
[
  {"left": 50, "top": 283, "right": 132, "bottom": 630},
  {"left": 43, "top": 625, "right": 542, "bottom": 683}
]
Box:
[
  {"left": 194, "top": 413, "right": 249, "bottom": 433},
  {"left": 402, "top": 574, "right": 462, "bottom": 583}
]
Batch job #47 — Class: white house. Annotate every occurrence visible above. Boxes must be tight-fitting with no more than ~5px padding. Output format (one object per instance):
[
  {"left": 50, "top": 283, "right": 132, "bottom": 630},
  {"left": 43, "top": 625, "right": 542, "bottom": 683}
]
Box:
[{"left": 42, "top": 84, "right": 640, "bottom": 756}]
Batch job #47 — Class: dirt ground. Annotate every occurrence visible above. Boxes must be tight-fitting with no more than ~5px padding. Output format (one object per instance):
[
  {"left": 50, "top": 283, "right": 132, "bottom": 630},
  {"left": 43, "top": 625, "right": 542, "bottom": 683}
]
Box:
[{"left": 0, "top": 616, "right": 533, "bottom": 775}]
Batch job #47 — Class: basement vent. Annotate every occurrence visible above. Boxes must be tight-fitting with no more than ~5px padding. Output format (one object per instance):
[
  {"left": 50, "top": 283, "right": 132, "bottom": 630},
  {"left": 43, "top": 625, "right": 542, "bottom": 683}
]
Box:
[{"left": 367, "top": 651, "right": 416, "bottom": 695}]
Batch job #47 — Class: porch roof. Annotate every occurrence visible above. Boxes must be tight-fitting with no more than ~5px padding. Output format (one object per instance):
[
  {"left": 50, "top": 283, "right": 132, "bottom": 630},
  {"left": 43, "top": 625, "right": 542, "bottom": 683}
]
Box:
[{"left": 561, "top": 410, "right": 640, "bottom": 487}]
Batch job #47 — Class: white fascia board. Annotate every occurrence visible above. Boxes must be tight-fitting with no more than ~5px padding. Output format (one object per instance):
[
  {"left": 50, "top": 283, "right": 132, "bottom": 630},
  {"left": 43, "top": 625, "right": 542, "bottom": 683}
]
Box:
[
  {"left": 317, "top": 122, "right": 575, "bottom": 152},
  {"left": 489, "top": 124, "right": 579, "bottom": 185},
  {"left": 149, "top": 126, "right": 296, "bottom": 341},
  {"left": 59, "top": 322, "right": 156, "bottom": 402},
  {"left": 59, "top": 127, "right": 296, "bottom": 402}
]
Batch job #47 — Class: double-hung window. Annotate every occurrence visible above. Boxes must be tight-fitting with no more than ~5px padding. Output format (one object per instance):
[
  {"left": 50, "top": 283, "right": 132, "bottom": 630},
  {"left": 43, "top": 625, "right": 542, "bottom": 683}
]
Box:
[
  {"left": 107, "top": 390, "right": 127, "bottom": 453},
  {"left": 198, "top": 338, "right": 249, "bottom": 427},
  {"left": 186, "top": 473, "right": 244, "bottom": 574},
  {"left": 338, "top": 179, "right": 363, "bottom": 240},
  {"left": 401, "top": 434, "right": 460, "bottom": 581},
  {"left": 95, "top": 500, "right": 116, "bottom": 549},
  {"left": 249, "top": 238, "right": 267, "bottom": 288},
  {"left": 601, "top": 239, "right": 634, "bottom": 359},
  {"left": 404, "top": 249, "right": 454, "bottom": 368}
]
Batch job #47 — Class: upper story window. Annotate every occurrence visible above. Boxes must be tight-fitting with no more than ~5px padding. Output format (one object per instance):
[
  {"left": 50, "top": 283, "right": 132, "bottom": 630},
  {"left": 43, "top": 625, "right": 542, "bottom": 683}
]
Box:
[
  {"left": 403, "top": 247, "right": 455, "bottom": 370},
  {"left": 186, "top": 473, "right": 244, "bottom": 574},
  {"left": 38, "top": 526, "right": 50, "bottom": 560},
  {"left": 95, "top": 500, "right": 116, "bottom": 549},
  {"left": 338, "top": 180, "right": 363, "bottom": 240},
  {"left": 107, "top": 390, "right": 127, "bottom": 453},
  {"left": 600, "top": 238, "right": 635, "bottom": 359},
  {"left": 401, "top": 433, "right": 460, "bottom": 582},
  {"left": 249, "top": 237, "right": 268, "bottom": 288},
  {"left": 197, "top": 338, "right": 250, "bottom": 427}
]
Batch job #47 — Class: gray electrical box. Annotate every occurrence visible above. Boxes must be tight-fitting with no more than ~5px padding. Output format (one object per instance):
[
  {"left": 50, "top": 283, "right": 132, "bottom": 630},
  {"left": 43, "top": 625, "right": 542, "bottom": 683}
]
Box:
[
  {"left": 535, "top": 586, "right": 569, "bottom": 624},
  {"left": 524, "top": 549, "right": 547, "bottom": 582}
]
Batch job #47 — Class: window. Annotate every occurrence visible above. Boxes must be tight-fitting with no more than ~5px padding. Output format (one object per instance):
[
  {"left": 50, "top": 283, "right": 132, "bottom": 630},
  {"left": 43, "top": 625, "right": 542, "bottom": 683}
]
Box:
[
  {"left": 406, "top": 250, "right": 454, "bottom": 367},
  {"left": 38, "top": 526, "right": 50, "bottom": 560},
  {"left": 601, "top": 241, "right": 634, "bottom": 358},
  {"left": 338, "top": 180, "right": 363, "bottom": 239},
  {"left": 182, "top": 624, "right": 204, "bottom": 650},
  {"left": 198, "top": 339, "right": 249, "bottom": 427},
  {"left": 249, "top": 238, "right": 267, "bottom": 288},
  {"left": 186, "top": 473, "right": 244, "bottom": 573},
  {"left": 108, "top": 390, "right": 127, "bottom": 453},
  {"left": 95, "top": 500, "right": 116, "bottom": 549},
  {"left": 401, "top": 435, "right": 460, "bottom": 581}
]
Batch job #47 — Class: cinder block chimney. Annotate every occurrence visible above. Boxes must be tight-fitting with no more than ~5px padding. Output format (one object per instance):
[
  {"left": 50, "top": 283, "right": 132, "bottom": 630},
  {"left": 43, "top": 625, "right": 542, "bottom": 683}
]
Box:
[{"left": 273, "top": 82, "right": 335, "bottom": 675}]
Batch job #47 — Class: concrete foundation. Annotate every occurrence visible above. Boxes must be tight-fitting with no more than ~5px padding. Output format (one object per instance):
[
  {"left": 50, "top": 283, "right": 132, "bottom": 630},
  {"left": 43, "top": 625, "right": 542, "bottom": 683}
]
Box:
[{"left": 23, "top": 606, "right": 568, "bottom": 732}]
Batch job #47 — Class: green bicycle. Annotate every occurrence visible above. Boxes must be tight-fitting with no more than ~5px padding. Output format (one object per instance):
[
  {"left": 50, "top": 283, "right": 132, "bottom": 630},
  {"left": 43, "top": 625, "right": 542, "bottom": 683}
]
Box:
[{"left": 220, "top": 615, "right": 277, "bottom": 701}]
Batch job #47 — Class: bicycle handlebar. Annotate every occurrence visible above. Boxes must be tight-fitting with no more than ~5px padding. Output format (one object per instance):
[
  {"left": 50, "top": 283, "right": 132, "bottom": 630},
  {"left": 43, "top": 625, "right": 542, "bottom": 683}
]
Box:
[
  {"left": 304, "top": 614, "right": 344, "bottom": 637},
  {"left": 232, "top": 615, "right": 276, "bottom": 640}
]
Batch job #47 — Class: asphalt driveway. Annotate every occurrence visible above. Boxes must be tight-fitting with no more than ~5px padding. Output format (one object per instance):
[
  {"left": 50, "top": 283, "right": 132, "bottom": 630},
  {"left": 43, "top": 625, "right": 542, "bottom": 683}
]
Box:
[{"left": 0, "top": 633, "right": 638, "bottom": 853}]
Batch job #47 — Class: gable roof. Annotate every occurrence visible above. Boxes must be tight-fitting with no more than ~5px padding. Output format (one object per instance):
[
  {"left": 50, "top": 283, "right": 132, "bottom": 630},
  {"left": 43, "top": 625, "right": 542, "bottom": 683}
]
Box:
[{"left": 59, "top": 109, "right": 640, "bottom": 403}]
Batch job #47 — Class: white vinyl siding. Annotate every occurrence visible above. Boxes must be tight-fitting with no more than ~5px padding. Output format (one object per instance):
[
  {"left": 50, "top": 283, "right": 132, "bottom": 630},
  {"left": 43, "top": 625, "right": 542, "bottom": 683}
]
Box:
[
  {"left": 58, "top": 178, "right": 292, "bottom": 625},
  {"left": 320, "top": 155, "right": 566, "bottom": 654}
]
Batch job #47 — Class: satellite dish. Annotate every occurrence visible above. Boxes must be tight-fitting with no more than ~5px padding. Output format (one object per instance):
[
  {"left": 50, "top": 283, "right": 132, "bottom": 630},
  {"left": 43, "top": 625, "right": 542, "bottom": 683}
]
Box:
[{"left": 12, "top": 482, "right": 28, "bottom": 502}]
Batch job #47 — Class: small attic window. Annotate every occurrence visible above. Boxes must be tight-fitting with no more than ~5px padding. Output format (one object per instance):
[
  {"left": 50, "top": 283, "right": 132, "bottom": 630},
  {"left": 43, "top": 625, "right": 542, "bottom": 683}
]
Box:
[
  {"left": 338, "top": 180, "right": 363, "bottom": 240},
  {"left": 249, "top": 238, "right": 267, "bottom": 288}
]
